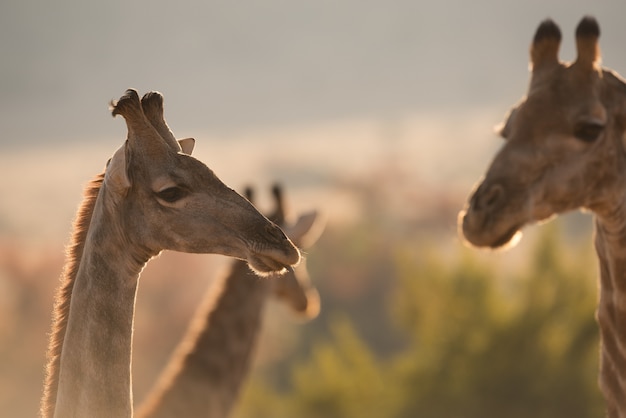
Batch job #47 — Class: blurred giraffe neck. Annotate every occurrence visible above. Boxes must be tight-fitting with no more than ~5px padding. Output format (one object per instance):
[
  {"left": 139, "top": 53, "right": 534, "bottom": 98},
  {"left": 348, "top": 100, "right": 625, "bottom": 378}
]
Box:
[
  {"left": 594, "top": 215, "right": 626, "bottom": 417},
  {"left": 136, "top": 261, "right": 270, "bottom": 418}
]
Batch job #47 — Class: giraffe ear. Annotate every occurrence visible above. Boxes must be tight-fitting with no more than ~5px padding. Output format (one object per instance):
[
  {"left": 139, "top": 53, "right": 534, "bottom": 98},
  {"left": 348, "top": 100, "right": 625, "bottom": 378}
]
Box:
[
  {"left": 283, "top": 210, "right": 325, "bottom": 249},
  {"left": 178, "top": 138, "right": 195, "bottom": 155},
  {"left": 104, "top": 141, "right": 131, "bottom": 193}
]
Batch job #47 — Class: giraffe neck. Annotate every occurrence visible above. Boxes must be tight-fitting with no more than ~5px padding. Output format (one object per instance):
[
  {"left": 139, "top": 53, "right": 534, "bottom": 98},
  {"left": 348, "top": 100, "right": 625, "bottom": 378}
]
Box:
[
  {"left": 594, "top": 211, "right": 626, "bottom": 417},
  {"left": 54, "top": 189, "right": 151, "bottom": 418},
  {"left": 41, "top": 174, "right": 103, "bottom": 418},
  {"left": 137, "top": 261, "right": 269, "bottom": 418}
]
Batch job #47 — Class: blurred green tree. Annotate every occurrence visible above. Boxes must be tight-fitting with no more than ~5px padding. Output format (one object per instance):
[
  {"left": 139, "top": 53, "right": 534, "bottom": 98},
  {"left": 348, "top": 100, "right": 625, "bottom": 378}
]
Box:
[
  {"left": 234, "top": 223, "right": 604, "bottom": 418},
  {"left": 391, "top": 224, "right": 603, "bottom": 418},
  {"left": 234, "top": 318, "right": 400, "bottom": 418}
]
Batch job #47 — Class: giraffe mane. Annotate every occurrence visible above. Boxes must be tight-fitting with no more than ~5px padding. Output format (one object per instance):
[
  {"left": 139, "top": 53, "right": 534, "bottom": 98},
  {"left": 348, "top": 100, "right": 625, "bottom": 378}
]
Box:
[{"left": 40, "top": 172, "right": 105, "bottom": 418}]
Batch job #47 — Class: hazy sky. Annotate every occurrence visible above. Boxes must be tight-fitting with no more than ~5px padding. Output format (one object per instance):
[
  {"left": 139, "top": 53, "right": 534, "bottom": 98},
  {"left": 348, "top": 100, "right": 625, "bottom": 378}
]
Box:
[{"left": 2, "top": 1, "right": 626, "bottom": 150}]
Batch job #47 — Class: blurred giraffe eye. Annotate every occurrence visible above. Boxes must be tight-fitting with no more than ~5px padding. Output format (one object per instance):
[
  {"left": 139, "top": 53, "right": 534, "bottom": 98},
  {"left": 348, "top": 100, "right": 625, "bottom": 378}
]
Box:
[
  {"left": 156, "top": 187, "right": 187, "bottom": 203},
  {"left": 574, "top": 122, "right": 604, "bottom": 143}
]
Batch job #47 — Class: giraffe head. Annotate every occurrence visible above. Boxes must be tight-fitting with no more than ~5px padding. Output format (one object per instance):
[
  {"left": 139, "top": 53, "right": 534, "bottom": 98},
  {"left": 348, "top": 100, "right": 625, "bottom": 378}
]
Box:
[
  {"left": 245, "top": 185, "right": 323, "bottom": 319},
  {"left": 104, "top": 89, "right": 300, "bottom": 274},
  {"left": 460, "top": 16, "right": 626, "bottom": 248}
]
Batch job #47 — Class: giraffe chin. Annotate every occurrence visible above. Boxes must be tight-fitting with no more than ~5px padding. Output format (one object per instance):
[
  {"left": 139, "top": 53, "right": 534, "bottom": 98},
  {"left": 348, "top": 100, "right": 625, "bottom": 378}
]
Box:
[
  {"left": 462, "top": 219, "right": 523, "bottom": 250},
  {"left": 247, "top": 254, "right": 289, "bottom": 277},
  {"left": 489, "top": 228, "right": 523, "bottom": 250},
  {"left": 460, "top": 209, "right": 525, "bottom": 250}
]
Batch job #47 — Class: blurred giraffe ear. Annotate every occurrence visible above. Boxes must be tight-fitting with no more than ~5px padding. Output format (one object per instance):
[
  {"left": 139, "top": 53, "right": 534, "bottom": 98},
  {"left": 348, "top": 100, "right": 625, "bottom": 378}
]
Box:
[
  {"left": 104, "top": 141, "right": 131, "bottom": 194},
  {"left": 178, "top": 138, "right": 195, "bottom": 155},
  {"left": 284, "top": 210, "right": 325, "bottom": 249}
]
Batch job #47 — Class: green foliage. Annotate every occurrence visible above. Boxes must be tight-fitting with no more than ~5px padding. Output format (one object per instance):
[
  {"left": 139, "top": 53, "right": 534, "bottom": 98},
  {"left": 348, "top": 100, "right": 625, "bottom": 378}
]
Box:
[
  {"left": 289, "top": 318, "right": 400, "bottom": 418},
  {"left": 235, "top": 318, "right": 401, "bottom": 418},
  {"left": 390, "top": 224, "right": 602, "bottom": 418},
  {"left": 235, "top": 223, "right": 604, "bottom": 418}
]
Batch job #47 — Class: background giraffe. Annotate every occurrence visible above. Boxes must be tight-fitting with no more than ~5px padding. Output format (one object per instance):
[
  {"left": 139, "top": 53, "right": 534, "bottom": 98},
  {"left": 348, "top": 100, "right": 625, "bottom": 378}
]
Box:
[{"left": 461, "top": 17, "right": 626, "bottom": 417}]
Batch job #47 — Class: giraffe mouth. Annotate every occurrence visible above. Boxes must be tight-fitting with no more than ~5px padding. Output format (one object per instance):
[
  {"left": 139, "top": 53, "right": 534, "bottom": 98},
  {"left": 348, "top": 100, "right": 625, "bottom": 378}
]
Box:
[
  {"left": 488, "top": 225, "right": 523, "bottom": 249},
  {"left": 460, "top": 209, "right": 524, "bottom": 249},
  {"left": 241, "top": 224, "right": 301, "bottom": 276},
  {"left": 247, "top": 253, "right": 291, "bottom": 276}
]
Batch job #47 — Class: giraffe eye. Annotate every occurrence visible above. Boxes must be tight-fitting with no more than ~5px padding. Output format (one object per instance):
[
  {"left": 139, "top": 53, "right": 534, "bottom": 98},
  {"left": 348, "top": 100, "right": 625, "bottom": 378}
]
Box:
[
  {"left": 156, "top": 186, "right": 187, "bottom": 203},
  {"left": 574, "top": 122, "right": 604, "bottom": 143}
]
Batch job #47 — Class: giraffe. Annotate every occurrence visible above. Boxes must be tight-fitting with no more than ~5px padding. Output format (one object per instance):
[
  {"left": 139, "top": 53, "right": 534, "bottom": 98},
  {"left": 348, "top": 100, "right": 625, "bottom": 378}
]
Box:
[
  {"left": 40, "top": 89, "right": 300, "bottom": 418},
  {"left": 135, "top": 184, "right": 323, "bottom": 418},
  {"left": 460, "top": 16, "right": 626, "bottom": 417}
]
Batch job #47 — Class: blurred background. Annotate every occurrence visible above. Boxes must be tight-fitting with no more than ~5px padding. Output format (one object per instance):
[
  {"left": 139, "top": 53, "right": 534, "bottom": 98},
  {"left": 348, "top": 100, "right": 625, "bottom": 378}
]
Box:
[{"left": 2, "top": 1, "right": 625, "bottom": 416}]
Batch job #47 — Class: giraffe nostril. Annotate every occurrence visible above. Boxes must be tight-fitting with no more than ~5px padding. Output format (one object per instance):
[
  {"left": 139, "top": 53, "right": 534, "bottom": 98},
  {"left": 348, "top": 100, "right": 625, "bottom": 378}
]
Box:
[{"left": 477, "top": 184, "right": 505, "bottom": 211}]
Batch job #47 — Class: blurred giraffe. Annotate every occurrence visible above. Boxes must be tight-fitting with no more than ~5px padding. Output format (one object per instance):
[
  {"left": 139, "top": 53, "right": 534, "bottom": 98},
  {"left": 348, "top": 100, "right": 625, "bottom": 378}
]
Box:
[
  {"left": 461, "top": 16, "right": 626, "bottom": 417},
  {"left": 136, "top": 185, "right": 323, "bottom": 418}
]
